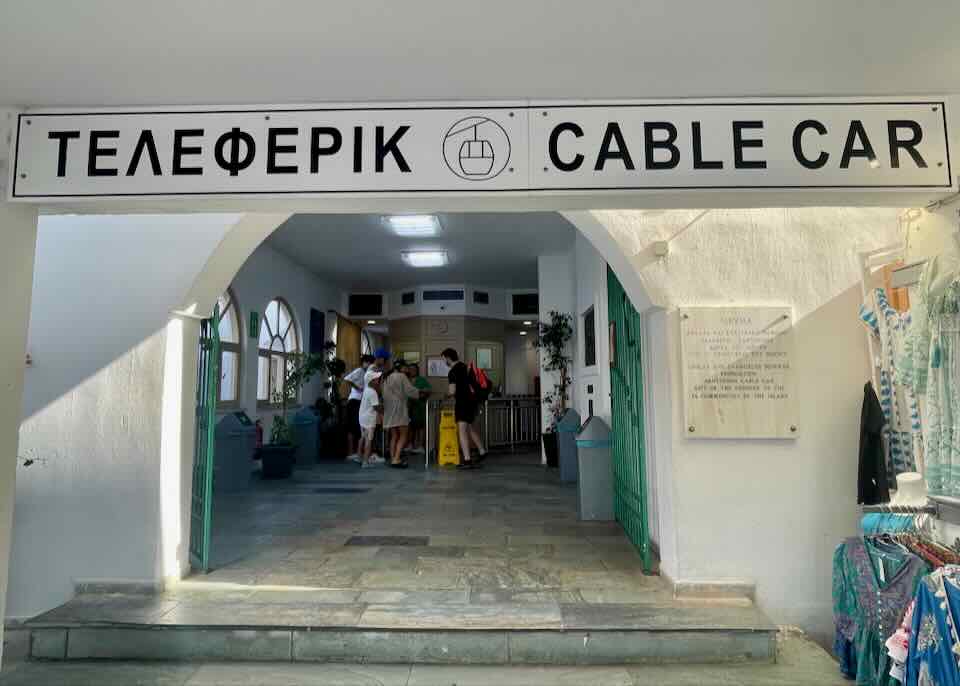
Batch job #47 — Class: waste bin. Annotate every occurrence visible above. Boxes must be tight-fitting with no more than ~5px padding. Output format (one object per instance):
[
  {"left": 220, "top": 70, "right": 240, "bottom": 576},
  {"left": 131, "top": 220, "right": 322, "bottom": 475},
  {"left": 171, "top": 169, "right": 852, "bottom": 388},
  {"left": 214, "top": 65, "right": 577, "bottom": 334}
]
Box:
[
  {"left": 575, "top": 416, "right": 614, "bottom": 521},
  {"left": 290, "top": 407, "right": 319, "bottom": 464},
  {"left": 214, "top": 411, "right": 257, "bottom": 492},
  {"left": 557, "top": 408, "right": 581, "bottom": 484}
]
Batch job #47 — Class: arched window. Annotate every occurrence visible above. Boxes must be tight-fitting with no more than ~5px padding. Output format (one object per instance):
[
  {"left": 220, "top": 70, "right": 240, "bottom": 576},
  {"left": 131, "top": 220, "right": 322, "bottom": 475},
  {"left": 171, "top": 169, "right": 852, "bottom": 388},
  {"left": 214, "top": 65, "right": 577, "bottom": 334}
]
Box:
[
  {"left": 257, "top": 298, "right": 300, "bottom": 405},
  {"left": 216, "top": 290, "right": 242, "bottom": 406}
]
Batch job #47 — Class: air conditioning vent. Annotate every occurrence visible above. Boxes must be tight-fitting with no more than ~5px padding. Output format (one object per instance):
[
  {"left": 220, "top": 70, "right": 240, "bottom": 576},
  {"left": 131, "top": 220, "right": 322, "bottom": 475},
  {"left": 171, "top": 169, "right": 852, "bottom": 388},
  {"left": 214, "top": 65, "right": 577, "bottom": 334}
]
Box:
[
  {"left": 348, "top": 293, "right": 383, "bottom": 317},
  {"left": 512, "top": 293, "right": 539, "bottom": 316},
  {"left": 473, "top": 291, "right": 490, "bottom": 305},
  {"left": 401, "top": 291, "right": 416, "bottom": 306},
  {"left": 423, "top": 289, "right": 464, "bottom": 302}
]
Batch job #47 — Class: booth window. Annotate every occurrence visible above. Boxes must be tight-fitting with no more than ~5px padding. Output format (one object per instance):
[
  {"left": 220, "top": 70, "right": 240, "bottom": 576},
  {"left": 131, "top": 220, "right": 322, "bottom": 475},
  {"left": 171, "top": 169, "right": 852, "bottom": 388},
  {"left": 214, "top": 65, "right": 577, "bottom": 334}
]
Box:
[
  {"left": 217, "top": 290, "right": 242, "bottom": 407},
  {"left": 257, "top": 298, "right": 300, "bottom": 406},
  {"left": 583, "top": 307, "right": 597, "bottom": 368}
]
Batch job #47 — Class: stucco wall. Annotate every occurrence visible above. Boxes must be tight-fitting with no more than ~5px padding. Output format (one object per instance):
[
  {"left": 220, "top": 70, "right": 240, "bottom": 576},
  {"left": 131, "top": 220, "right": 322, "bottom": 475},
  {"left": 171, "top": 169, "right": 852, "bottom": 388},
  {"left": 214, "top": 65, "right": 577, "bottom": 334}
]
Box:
[
  {"left": 589, "top": 207, "right": 905, "bottom": 645},
  {"left": 226, "top": 242, "right": 342, "bottom": 426},
  {"left": 10, "top": 214, "right": 238, "bottom": 619}
]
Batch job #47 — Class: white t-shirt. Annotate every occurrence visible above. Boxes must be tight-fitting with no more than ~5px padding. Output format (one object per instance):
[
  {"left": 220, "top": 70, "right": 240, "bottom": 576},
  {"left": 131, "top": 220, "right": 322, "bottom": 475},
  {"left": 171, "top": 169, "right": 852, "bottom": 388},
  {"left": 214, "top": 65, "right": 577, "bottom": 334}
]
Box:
[
  {"left": 358, "top": 386, "right": 381, "bottom": 428},
  {"left": 344, "top": 366, "right": 367, "bottom": 401}
]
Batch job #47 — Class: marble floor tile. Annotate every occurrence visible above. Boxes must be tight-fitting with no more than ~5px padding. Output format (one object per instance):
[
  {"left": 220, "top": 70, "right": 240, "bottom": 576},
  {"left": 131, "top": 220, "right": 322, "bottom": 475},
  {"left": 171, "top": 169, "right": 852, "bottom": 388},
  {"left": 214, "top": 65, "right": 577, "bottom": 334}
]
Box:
[{"left": 360, "top": 603, "right": 562, "bottom": 629}]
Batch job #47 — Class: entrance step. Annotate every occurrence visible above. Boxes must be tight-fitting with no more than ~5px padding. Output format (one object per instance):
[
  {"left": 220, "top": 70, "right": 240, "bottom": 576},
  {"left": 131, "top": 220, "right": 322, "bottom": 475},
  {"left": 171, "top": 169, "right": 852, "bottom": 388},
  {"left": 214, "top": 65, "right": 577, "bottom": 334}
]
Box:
[{"left": 26, "top": 595, "right": 776, "bottom": 665}]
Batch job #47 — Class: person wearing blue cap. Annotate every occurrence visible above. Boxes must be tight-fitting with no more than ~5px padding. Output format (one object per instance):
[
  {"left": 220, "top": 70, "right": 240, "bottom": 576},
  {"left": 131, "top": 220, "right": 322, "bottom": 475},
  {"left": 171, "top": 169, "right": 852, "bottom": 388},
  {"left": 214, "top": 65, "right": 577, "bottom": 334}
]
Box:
[{"left": 373, "top": 348, "right": 391, "bottom": 372}]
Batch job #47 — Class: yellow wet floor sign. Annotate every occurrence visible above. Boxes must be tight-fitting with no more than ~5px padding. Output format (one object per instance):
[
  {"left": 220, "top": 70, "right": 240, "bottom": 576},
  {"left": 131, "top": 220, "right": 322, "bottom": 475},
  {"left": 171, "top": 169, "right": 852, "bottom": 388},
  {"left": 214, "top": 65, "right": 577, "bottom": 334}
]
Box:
[{"left": 438, "top": 410, "right": 460, "bottom": 466}]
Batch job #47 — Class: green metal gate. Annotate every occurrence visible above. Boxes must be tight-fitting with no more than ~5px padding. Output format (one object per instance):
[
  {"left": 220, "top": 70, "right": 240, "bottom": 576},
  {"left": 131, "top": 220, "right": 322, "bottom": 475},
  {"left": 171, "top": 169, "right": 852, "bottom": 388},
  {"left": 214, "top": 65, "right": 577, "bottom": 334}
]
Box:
[
  {"left": 189, "top": 305, "right": 220, "bottom": 572},
  {"left": 607, "top": 267, "right": 652, "bottom": 572}
]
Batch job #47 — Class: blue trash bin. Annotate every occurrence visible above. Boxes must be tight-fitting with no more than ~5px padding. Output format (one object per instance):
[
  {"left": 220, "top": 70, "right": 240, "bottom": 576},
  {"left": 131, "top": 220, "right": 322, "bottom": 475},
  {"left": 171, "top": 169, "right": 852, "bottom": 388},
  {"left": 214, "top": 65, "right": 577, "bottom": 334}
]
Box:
[{"left": 575, "top": 416, "right": 614, "bottom": 521}]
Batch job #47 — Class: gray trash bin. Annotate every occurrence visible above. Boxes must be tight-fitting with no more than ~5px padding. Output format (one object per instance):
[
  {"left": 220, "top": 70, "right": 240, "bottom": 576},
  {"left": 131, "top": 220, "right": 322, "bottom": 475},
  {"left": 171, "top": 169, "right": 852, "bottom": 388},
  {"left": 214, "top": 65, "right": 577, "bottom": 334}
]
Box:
[
  {"left": 214, "top": 411, "right": 257, "bottom": 492},
  {"left": 557, "top": 408, "right": 581, "bottom": 484},
  {"left": 575, "top": 416, "right": 614, "bottom": 521},
  {"left": 290, "top": 407, "right": 319, "bottom": 464}
]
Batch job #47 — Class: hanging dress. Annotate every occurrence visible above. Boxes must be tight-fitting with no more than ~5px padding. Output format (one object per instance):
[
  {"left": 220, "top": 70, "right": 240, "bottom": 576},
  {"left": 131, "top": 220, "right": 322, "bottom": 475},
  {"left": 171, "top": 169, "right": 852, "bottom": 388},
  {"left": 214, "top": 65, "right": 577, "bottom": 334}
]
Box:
[
  {"left": 910, "top": 257, "right": 960, "bottom": 497},
  {"left": 860, "top": 287, "right": 921, "bottom": 479},
  {"left": 834, "top": 537, "right": 929, "bottom": 685},
  {"left": 905, "top": 566, "right": 960, "bottom": 686}
]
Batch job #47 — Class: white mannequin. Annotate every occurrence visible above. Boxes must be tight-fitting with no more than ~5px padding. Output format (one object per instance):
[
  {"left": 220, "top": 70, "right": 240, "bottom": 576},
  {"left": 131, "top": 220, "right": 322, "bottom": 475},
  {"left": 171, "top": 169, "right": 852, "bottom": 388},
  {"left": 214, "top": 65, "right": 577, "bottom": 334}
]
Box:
[{"left": 890, "top": 472, "right": 928, "bottom": 507}]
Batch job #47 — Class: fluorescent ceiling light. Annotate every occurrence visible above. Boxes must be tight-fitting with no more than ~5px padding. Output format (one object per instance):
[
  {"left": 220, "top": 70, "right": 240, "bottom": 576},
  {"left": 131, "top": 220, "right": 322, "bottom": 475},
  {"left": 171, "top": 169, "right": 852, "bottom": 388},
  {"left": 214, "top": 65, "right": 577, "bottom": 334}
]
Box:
[
  {"left": 385, "top": 215, "right": 440, "bottom": 237},
  {"left": 367, "top": 320, "right": 376, "bottom": 325},
  {"left": 520, "top": 331, "right": 528, "bottom": 336},
  {"left": 523, "top": 320, "right": 533, "bottom": 326},
  {"left": 402, "top": 250, "right": 448, "bottom": 268}
]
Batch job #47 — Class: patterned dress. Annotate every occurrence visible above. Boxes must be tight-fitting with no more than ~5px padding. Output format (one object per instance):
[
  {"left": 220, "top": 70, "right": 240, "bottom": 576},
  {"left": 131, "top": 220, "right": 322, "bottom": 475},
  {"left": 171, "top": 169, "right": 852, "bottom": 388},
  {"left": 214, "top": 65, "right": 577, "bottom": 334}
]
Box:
[
  {"left": 905, "top": 567, "right": 960, "bottom": 686},
  {"left": 834, "top": 537, "right": 929, "bottom": 685},
  {"left": 901, "top": 259, "right": 960, "bottom": 497},
  {"left": 860, "top": 288, "right": 921, "bottom": 479}
]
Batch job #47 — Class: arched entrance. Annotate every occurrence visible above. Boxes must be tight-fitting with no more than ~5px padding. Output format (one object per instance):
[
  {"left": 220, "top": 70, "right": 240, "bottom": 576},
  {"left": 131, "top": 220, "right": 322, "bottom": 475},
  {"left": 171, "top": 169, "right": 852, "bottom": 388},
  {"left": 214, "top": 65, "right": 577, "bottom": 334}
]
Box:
[{"left": 171, "top": 210, "right": 659, "bottom": 590}]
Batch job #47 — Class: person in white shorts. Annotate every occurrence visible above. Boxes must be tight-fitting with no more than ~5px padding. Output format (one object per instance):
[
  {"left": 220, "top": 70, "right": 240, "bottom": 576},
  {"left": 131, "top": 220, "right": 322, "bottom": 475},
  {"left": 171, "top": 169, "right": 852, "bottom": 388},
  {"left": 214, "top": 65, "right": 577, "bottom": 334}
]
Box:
[{"left": 358, "top": 370, "right": 385, "bottom": 468}]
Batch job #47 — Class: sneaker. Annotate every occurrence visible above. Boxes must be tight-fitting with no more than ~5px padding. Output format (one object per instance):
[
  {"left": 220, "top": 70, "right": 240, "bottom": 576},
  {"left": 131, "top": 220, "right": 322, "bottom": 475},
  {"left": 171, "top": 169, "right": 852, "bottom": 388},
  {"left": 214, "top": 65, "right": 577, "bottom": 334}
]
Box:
[
  {"left": 457, "top": 461, "right": 480, "bottom": 470},
  {"left": 370, "top": 455, "right": 386, "bottom": 465},
  {"left": 361, "top": 460, "right": 376, "bottom": 469},
  {"left": 389, "top": 461, "right": 409, "bottom": 469},
  {"left": 347, "top": 453, "right": 362, "bottom": 463},
  {"left": 410, "top": 447, "right": 425, "bottom": 454}
]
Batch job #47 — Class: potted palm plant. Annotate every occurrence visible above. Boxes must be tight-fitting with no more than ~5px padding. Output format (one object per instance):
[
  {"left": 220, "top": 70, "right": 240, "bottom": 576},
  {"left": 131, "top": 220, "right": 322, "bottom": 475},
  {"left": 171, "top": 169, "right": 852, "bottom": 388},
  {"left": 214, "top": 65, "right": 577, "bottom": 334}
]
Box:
[
  {"left": 533, "top": 310, "right": 574, "bottom": 468},
  {"left": 259, "top": 350, "right": 325, "bottom": 478}
]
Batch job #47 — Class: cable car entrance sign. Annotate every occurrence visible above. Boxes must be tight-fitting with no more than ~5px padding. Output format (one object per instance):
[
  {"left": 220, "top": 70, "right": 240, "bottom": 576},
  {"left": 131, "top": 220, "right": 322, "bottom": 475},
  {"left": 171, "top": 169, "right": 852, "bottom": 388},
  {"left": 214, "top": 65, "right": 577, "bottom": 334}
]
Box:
[{"left": 7, "top": 99, "right": 952, "bottom": 200}]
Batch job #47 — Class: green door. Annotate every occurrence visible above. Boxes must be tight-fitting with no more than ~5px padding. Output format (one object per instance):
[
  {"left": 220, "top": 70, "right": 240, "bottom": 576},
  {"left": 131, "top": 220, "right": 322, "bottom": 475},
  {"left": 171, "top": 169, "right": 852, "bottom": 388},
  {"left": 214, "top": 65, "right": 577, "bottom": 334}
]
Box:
[
  {"left": 189, "top": 305, "right": 220, "bottom": 572},
  {"left": 607, "top": 267, "right": 652, "bottom": 572}
]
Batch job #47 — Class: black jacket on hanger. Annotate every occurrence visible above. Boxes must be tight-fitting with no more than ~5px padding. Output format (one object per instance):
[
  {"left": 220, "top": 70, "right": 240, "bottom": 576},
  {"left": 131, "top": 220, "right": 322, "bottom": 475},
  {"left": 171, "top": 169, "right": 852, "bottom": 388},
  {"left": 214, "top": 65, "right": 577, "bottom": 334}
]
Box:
[{"left": 858, "top": 381, "right": 890, "bottom": 505}]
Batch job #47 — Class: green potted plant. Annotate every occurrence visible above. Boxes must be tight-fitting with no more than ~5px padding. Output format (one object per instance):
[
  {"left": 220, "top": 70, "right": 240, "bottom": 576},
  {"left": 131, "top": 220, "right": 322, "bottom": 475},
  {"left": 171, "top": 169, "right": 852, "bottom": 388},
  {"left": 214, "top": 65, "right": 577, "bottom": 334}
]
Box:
[
  {"left": 260, "top": 350, "right": 325, "bottom": 478},
  {"left": 533, "top": 310, "right": 574, "bottom": 468}
]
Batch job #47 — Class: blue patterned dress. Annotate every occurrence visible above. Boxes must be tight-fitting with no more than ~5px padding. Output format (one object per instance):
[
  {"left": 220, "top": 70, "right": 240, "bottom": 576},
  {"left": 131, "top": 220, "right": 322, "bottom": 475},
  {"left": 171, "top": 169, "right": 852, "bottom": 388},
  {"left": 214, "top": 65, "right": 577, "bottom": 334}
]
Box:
[
  {"left": 834, "top": 537, "right": 929, "bottom": 685},
  {"left": 905, "top": 567, "right": 960, "bottom": 685},
  {"left": 860, "top": 288, "right": 921, "bottom": 479}
]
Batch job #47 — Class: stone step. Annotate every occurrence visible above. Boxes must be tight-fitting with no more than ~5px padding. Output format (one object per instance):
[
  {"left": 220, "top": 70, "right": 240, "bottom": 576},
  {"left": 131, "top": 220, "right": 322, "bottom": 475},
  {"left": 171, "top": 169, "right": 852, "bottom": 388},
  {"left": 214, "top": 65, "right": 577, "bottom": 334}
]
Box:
[{"left": 26, "top": 598, "right": 777, "bottom": 665}]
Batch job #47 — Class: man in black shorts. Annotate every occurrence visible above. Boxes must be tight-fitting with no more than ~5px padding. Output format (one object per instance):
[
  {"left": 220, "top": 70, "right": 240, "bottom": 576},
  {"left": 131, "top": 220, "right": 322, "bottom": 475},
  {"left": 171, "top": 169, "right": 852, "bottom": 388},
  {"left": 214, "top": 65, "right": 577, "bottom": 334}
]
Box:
[{"left": 442, "top": 348, "right": 487, "bottom": 470}]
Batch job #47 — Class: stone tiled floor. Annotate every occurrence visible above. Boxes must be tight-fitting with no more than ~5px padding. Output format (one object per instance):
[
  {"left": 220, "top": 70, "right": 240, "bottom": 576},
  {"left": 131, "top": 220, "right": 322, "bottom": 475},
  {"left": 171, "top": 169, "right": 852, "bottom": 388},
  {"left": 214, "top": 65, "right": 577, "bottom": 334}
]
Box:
[
  {"left": 195, "top": 450, "right": 670, "bottom": 606},
  {"left": 28, "top": 451, "right": 773, "bottom": 637},
  {"left": 0, "top": 632, "right": 847, "bottom": 685}
]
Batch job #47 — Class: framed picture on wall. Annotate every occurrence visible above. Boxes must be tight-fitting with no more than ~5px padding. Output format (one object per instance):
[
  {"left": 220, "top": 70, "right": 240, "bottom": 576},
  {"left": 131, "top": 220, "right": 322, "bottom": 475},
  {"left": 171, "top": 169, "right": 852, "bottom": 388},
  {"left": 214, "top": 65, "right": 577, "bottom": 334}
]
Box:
[{"left": 427, "top": 357, "right": 448, "bottom": 377}]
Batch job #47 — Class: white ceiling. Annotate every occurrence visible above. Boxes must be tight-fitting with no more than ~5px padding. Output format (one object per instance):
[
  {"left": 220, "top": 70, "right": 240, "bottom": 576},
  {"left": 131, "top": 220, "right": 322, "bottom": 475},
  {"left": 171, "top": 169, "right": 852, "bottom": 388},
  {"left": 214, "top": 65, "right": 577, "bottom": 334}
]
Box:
[
  {"left": 266, "top": 212, "right": 575, "bottom": 290},
  {"left": 2, "top": 2, "right": 959, "bottom": 108}
]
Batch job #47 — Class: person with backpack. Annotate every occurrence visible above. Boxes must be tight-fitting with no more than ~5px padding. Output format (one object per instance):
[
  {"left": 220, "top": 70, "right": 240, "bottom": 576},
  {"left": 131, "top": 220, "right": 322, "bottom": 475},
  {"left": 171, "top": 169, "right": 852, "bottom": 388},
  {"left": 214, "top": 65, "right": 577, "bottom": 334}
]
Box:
[{"left": 441, "top": 347, "right": 487, "bottom": 470}]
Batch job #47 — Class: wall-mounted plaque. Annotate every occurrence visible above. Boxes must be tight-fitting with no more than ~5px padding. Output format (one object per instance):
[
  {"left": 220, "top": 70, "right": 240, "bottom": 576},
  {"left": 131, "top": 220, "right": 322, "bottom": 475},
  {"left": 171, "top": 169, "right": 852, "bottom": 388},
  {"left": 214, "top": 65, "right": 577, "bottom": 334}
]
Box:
[{"left": 680, "top": 306, "right": 797, "bottom": 439}]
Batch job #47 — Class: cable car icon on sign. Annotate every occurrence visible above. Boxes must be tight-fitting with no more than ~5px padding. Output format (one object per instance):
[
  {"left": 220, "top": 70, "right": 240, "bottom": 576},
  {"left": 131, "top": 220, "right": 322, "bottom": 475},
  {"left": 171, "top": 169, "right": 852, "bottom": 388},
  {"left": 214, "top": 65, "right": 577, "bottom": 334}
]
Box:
[{"left": 443, "top": 116, "right": 511, "bottom": 181}]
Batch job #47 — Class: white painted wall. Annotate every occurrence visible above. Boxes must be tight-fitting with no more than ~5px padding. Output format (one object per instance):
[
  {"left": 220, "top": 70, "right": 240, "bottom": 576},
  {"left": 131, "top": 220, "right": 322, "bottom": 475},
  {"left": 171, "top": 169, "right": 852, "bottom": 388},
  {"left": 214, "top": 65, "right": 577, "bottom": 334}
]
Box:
[
  {"left": 537, "top": 252, "right": 577, "bottom": 432},
  {"left": 10, "top": 214, "right": 238, "bottom": 620},
  {"left": 588, "top": 207, "right": 906, "bottom": 646},
  {"left": 0, "top": 202, "right": 38, "bottom": 663},
  {"left": 504, "top": 333, "right": 538, "bottom": 396},
  {"left": 226, "top": 242, "right": 342, "bottom": 425}
]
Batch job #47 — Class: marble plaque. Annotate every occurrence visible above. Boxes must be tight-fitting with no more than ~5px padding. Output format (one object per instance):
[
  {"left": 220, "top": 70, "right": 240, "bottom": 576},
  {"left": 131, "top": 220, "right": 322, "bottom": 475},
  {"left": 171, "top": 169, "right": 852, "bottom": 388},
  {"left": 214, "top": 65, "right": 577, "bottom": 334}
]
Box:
[{"left": 680, "top": 306, "right": 797, "bottom": 439}]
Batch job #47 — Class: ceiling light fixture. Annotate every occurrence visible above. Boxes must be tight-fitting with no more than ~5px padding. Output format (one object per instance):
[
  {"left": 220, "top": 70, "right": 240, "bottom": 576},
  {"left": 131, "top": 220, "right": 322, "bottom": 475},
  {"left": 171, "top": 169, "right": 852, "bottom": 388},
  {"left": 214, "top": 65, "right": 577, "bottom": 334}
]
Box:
[
  {"left": 520, "top": 331, "right": 528, "bottom": 336},
  {"left": 384, "top": 215, "right": 440, "bottom": 237},
  {"left": 523, "top": 320, "right": 533, "bottom": 326},
  {"left": 367, "top": 320, "right": 376, "bottom": 325},
  {"left": 402, "top": 250, "right": 448, "bottom": 268}
]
